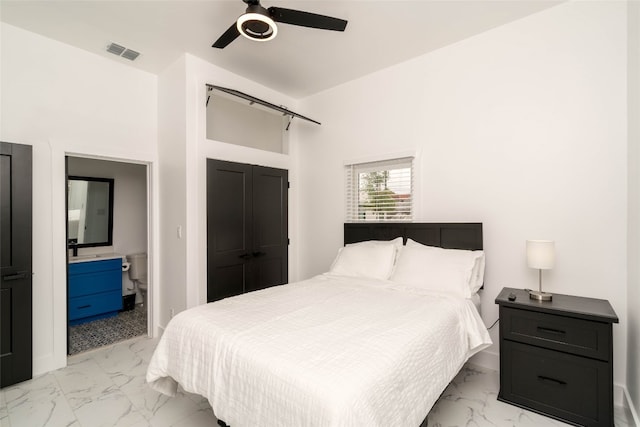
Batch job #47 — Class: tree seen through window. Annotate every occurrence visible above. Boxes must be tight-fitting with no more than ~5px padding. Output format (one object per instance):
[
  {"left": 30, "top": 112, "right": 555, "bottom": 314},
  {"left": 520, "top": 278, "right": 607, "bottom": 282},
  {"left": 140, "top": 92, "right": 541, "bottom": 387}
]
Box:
[{"left": 358, "top": 168, "right": 411, "bottom": 220}]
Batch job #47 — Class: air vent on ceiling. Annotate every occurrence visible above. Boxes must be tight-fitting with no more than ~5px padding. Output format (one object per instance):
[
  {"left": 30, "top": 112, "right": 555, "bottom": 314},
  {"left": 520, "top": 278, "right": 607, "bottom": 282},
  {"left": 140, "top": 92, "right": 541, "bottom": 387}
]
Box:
[
  {"left": 106, "top": 43, "right": 125, "bottom": 56},
  {"left": 106, "top": 42, "right": 140, "bottom": 61},
  {"left": 121, "top": 49, "right": 140, "bottom": 61}
]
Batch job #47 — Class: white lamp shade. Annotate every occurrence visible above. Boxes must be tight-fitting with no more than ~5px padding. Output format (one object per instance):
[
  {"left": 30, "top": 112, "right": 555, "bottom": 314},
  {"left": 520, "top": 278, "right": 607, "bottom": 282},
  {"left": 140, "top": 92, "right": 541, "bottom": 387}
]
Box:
[{"left": 526, "top": 240, "right": 555, "bottom": 269}]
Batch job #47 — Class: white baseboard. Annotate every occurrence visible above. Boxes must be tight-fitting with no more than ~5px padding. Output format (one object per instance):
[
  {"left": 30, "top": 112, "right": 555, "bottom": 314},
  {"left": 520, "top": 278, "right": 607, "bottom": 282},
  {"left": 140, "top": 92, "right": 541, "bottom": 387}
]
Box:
[
  {"left": 33, "top": 352, "right": 67, "bottom": 377},
  {"left": 468, "top": 348, "right": 499, "bottom": 371},
  {"left": 623, "top": 388, "right": 640, "bottom": 427},
  {"left": 614, "top": 384, "right": 625, "bottom": 409}
]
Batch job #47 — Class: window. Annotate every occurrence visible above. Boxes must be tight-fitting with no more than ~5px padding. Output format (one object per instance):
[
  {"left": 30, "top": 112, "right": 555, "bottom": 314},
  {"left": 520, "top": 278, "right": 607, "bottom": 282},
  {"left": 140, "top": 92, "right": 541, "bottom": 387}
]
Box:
[{"left": 345, "top": 157, "right": 414, "bottom": 222}]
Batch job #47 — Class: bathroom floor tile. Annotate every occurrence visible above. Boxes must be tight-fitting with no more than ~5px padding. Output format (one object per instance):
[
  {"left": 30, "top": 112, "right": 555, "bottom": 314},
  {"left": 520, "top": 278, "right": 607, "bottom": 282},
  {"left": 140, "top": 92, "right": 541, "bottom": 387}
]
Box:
[{"left": 68, "top": 304, "right": 147, "bottom": 355}]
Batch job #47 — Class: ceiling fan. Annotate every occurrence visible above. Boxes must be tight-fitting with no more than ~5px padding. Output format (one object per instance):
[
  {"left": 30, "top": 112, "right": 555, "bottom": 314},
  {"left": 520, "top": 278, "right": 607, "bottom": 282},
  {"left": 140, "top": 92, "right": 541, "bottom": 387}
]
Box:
[{"left": 212, "top": 0, "right": 348, "bottom": 49}]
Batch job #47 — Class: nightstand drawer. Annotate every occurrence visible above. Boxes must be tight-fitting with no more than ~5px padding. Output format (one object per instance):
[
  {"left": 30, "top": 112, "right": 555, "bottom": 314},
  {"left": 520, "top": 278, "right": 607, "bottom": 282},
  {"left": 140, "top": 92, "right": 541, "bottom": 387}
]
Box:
[
  {"left": 500, "top": 340, "right": 612, "bottom": 427},
  {"left": 501, "top": 306, "right": 611, "bottom": 360}
]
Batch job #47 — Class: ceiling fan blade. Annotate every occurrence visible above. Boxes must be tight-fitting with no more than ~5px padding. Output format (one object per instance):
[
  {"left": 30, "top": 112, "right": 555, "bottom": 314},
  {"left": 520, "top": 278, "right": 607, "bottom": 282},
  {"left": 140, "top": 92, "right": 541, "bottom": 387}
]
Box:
[
  {"left": 212, "top": 22, "right": 241, "bottom": 49},
  {"left": 268, "top": 7, "right": 347, "bottom": 32}
]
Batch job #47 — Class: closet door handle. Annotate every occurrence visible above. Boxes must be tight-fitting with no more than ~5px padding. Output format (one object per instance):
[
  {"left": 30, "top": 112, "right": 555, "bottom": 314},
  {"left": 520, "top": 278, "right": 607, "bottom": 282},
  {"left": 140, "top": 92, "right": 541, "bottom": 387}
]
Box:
[
  {"left": 238, "top": 253, "right": 252, "bottom": 260},
  {"left": 252, "top": 252, "right": 266, "bottom": 258},
  {"left": 2, "top": 271, "right": 28, "bottom": 281}
]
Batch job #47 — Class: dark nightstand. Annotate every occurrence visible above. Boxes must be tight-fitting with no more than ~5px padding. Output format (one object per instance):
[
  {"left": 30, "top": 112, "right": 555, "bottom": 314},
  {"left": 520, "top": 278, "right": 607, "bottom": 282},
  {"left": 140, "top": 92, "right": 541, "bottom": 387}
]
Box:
[{"left": 495, "top": 287, "right": 619, "bottom": 427}]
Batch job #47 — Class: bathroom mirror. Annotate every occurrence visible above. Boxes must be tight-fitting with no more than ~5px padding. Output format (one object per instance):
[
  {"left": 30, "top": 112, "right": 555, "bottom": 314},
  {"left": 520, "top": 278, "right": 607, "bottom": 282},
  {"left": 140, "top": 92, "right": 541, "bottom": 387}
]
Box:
[{"left": 67, "top": 176, "right": 114, "bottom": 248}]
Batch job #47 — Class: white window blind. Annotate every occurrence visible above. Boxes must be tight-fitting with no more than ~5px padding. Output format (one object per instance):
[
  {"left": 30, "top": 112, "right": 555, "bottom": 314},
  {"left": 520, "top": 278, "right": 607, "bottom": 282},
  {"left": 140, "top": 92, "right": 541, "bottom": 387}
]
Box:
[{"left": 345, "top": 157, "right": 414, "bottom": 222}]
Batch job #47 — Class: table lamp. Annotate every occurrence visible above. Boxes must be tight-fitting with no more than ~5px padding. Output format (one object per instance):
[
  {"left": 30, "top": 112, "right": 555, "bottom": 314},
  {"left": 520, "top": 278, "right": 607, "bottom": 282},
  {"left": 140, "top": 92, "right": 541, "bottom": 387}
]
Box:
[{"left": 526, "top": 240, "right": 555, "bottom": 301}]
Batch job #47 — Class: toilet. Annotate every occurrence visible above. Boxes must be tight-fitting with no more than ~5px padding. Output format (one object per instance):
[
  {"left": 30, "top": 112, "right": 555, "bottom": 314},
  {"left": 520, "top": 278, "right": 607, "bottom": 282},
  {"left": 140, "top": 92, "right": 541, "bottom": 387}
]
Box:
[{"left": 126, "top": 253, "right": 147, "bottom": 307}]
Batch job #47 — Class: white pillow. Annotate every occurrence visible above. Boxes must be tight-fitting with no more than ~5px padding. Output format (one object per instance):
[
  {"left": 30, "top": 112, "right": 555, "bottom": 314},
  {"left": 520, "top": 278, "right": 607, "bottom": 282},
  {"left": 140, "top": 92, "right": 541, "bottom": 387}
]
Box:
[
  {"left": 406, "top": 239, "right": 485, "bottom": 292},
  {"left": 390, "top": 239, "right": 484, "bottom": 298},
  {"left": 470, "top": 252, "right": 486, "bottom": 293},
  {"left": 329, "top": 238, "right": 402, "bottom": 280}
]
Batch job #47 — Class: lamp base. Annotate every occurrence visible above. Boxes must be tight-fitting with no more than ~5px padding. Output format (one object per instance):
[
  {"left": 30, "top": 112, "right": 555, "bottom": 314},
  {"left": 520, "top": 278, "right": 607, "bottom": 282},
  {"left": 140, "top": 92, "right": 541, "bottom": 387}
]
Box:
[{"left": 529, "top": 290, "right": 553, "bottom": 301}]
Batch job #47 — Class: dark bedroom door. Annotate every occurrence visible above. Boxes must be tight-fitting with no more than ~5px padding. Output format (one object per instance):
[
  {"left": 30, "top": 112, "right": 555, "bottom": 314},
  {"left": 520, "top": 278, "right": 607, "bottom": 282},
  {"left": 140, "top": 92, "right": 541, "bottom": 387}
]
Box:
[
  {"left": 207, "top": 159, "right": 288, "bottom": 302},
  {"left": 0, "top": 141, "right": 33, "bottom": 388}
]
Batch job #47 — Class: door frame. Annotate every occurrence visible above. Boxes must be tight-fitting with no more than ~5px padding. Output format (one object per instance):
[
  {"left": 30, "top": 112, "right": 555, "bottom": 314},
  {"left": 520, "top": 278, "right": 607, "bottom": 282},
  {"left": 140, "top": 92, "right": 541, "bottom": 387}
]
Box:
[{"left": 63, "top": 154, "right": 155, "bottom": 351}]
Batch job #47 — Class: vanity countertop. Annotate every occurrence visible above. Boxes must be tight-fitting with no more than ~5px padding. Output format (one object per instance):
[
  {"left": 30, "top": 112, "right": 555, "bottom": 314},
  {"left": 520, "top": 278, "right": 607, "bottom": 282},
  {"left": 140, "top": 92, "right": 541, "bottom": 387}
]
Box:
[{"left": 69, "top": 253, "right": 124, "bottom": 264}]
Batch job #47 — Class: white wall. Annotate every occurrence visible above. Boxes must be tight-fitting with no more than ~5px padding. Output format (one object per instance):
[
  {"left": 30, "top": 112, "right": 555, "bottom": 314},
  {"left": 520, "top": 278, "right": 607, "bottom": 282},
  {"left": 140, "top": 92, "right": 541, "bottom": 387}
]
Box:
[
  {"left": 206, "top": 94, "right": 288, "bottom": 154},
  {"left": 298, "top": 0, "right": 629, "bottom": 394},
  {"left": 1, "top": 20, "right": 309, "bottom": 374},
  {"left": 155, "top": 53, "right": 304, "bottom": 330},
  {"left": 627, "top": 0, "right": 640, "bottom": 421},
  {"left": 157, "top": 55, "right": 188, "bottom": 329},
  {"left": 0, "top": 23, "right": 158, "bottom": 375},
  {"left": 67, "top": 157, "right": 148, "bottom": 299},
  {"left": 190, "top": 53, "right": 306, "bottom": 299}
]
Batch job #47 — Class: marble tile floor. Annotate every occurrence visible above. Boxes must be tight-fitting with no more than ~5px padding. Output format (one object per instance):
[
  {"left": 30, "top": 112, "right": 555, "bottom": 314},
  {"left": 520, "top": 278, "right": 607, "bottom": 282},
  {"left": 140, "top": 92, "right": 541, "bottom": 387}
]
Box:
[{"left": 0, "top": 336, "right": 635, "bottom": 427}]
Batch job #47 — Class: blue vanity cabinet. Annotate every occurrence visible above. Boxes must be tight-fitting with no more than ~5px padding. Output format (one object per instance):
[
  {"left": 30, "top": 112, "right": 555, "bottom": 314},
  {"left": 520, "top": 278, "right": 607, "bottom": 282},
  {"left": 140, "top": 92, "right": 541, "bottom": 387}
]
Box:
[{"left": 68, "top": 258, "right": 122, "bottom": 325}]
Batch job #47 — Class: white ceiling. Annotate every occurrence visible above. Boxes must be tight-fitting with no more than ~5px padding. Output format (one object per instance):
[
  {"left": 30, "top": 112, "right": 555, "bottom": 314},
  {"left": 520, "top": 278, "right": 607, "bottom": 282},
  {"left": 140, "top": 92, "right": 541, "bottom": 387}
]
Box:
[{"left": 0, "top": 0, "right": 563, "bottom": 99}]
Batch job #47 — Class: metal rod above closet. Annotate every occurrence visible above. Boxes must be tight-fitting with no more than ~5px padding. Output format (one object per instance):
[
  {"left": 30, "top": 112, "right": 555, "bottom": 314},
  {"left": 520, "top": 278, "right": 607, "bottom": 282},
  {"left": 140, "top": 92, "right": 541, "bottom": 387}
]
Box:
[{"left": 206, "top": 83, "right": 321, "bottom": 126}]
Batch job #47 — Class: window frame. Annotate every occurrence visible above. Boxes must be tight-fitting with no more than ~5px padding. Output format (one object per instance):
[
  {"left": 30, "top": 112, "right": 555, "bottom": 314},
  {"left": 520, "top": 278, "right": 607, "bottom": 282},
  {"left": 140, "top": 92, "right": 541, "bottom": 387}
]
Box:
[{"left": 345, "top": 156, "right": 415, "bottom": 223}]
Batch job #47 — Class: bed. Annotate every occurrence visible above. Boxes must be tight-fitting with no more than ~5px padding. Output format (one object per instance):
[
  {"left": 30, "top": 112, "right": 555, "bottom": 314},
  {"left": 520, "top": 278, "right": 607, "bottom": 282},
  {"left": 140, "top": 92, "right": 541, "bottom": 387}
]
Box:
[{"left": 147, "top": 222, "right": 492, "bottom": 427}]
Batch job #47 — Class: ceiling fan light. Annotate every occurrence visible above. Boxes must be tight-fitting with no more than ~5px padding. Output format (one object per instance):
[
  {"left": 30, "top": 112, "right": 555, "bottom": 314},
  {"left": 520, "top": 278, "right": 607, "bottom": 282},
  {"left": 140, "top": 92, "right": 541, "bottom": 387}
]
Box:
[{"left": 236, "top": 12, "right": 277, "bottom": 41}]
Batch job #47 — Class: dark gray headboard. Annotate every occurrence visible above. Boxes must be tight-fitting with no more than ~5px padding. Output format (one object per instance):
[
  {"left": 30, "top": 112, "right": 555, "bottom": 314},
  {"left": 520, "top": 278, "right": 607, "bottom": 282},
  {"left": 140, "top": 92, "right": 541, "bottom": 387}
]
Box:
[{"left": 344, "top": 223, "right": 483, "bottom": 250}]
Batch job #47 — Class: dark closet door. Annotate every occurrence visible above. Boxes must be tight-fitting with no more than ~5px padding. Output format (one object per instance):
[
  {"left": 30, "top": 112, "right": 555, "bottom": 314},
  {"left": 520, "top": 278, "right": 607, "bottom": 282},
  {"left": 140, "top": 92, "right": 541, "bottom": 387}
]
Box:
[
  {"left": 0, "top": 142, "right": 33, "bottom": 388},
  {"left": 248, "top": 166, "right": 288, "bottom": 292},
  {"left": 207, "top": 160, "right": 253, "bottom": 302},
  {"left": 207, "top": 159, "right": 288, "bottom": 302}
]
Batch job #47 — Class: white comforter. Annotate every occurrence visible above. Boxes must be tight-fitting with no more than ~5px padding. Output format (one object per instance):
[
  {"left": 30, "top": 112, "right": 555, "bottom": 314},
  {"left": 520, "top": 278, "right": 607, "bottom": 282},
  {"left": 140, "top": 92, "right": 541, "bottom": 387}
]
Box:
[{"left": 147, "top": 274, "right": 491, "bottom": 427}]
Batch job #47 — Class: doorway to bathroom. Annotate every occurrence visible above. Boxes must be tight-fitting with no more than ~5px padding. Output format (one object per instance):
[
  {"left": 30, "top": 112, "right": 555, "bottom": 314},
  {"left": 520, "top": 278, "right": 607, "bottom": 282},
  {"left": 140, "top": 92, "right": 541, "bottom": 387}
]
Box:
[{"left": 65, "top": 156, "right": 150, "bottom": 355}]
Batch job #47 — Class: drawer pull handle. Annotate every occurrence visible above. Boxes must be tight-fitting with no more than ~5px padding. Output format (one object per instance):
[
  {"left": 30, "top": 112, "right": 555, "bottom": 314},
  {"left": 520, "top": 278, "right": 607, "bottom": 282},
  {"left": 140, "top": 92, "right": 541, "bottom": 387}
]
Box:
[
  {"left": 538, "top": 375, "right": 567, "bottom": 386},
  {"left": 537, "top": 326, "right": 566, "bottom": 335},
  {"left": 78, "top": 305, "right": 91, "bottom": 309}
]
